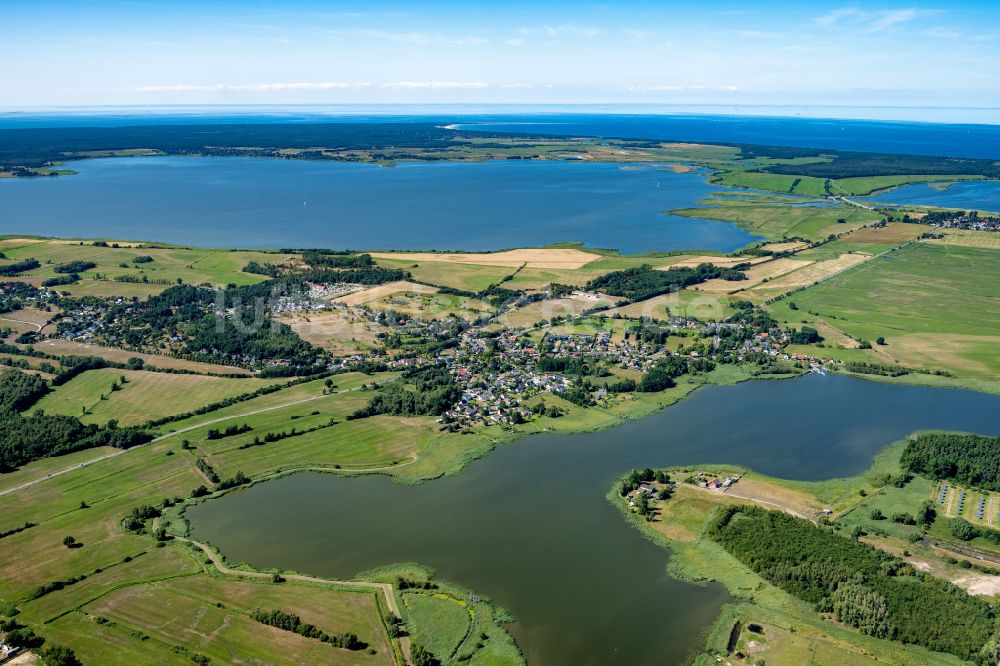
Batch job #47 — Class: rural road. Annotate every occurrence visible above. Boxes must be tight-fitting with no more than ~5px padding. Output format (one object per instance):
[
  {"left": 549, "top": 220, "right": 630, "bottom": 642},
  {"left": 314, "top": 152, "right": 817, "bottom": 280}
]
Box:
[
  {"left": 0, "top": 384, "right": 373, "bottom": 498},
  {"left": 0, "top": 316, "right": 44, "bottom": 332}
]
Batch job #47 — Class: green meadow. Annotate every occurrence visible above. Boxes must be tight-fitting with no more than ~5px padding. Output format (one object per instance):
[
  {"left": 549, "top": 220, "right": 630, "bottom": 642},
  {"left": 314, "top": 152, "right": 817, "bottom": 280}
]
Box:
[
  {"left": 0, "top": 237, "right": 290, "bottom": 296},
  {"left": 30, "top": 369, "right": 279, "bottom": 426},
  {"left": 769, "top": 242, "right": 1000, "bottom": 377}
]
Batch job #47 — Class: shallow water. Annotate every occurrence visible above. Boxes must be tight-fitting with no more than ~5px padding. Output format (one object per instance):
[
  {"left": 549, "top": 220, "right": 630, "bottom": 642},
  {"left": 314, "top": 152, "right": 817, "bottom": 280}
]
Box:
[
  {"left": 867, "top": 180, "right": 1000, "bottom": 211},
  {"left": 189, "top": 374, "right": 1000, "bottom": 665},
  {"left": 0, "top": 157, "right": 758, "bottom": 253}
]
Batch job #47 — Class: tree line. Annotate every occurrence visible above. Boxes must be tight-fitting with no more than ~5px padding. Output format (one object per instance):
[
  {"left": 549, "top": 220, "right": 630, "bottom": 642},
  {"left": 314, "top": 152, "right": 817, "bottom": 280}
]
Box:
[
  {"left": 349, "top": 364, "right": 459, "bottom": 419},
  {"left": 586, "top": 263, "right": 746, "bottom": 302},
  {"left": 709, "top": 505, "right": 996, "bottom": 662},
  {"left": 901, "top": 433, "right": 1000, "bottom": 491}
]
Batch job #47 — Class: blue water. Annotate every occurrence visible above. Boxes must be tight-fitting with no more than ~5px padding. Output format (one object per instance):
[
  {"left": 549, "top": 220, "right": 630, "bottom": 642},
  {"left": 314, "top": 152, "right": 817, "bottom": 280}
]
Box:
[
  {"left": 867, "top": 180, "right": 1000, "bottom": 211},
  {"left": 2, "top": 107, "right": 998, "bottom": 159},
  {"left": 0, "top": 156, "right": 758, "bottom": 253}
]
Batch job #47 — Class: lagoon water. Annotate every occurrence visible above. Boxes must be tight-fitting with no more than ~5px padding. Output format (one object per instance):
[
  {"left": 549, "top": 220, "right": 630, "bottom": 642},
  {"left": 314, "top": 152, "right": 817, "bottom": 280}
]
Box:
[
  {"left": 189, "top": 374, "right": 1000, "bottom": 665},
  {"left": 867, "top": 180, "right": 1000, "bottom": 211},
  {"left": 0, "top": 156, "right": 758, "bottom": 253}
]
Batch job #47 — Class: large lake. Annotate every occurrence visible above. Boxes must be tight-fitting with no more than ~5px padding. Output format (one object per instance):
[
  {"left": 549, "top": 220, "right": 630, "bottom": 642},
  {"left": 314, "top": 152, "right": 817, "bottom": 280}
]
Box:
[
  {"left": 0, "top": 157, "right": 758, "bottom": 253},
  {"left": 188, "top": 374, "right": 1000, "bottom": 665},
  {"left": 867, "top": 180, "right": 1000, "bottom": 212}
]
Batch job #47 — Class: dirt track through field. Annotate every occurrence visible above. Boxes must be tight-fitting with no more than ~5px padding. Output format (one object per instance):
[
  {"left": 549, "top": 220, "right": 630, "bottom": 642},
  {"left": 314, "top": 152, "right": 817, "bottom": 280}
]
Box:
[
  {"left": 370, "top": 248, "right": 599, "bottom": 269},
  {"left": 0, "top": 383, "right": 384, "bottom": 498}
]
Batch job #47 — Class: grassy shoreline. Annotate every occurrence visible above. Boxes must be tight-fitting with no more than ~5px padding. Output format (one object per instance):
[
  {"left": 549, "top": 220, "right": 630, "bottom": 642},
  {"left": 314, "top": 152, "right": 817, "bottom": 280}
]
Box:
[{"left": 607, "top": 435, "right": 999, "bottom": 665}]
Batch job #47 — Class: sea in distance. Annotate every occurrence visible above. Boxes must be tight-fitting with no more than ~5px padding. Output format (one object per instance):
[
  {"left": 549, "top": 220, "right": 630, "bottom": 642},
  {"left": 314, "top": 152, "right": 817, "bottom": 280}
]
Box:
[{"left": 0, "top": 156, "right": 759, "bottom": 253}]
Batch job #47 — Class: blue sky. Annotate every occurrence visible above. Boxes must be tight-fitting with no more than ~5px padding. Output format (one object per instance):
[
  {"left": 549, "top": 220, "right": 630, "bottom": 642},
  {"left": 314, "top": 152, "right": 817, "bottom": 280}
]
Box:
[{"left": 2, "top": 0, "right": 998, "bottom": 109}]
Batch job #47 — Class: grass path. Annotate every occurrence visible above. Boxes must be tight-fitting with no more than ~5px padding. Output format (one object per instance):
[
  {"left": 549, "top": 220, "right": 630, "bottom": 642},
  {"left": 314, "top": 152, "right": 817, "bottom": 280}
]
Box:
[
  {"left": 176, "top": 535, "right": 401, "bottom": 615},
  {"left": 0, "top": 315, "right": 44, "bottom": 331}
]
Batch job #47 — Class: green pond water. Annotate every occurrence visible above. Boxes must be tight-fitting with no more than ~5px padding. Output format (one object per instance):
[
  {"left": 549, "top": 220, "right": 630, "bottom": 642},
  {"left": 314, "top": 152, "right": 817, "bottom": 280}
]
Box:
[{"left": 188, "top": 374, "right": 1000, "bottom": 665}]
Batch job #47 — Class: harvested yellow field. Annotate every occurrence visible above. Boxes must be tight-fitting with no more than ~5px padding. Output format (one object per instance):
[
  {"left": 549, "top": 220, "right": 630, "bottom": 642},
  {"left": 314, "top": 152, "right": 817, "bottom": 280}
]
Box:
[
  {"left": 746, "top": 253, "right": 869, "bottom": 299},
  {"left": 334, "top": 280, "right": 438, "bottom": 306},
  {"left": 369, "top": 248, "right": 599, "bottom": 269},
  {"left": 760, "top": 241, "right": 809, "bottom": 253},
  {"left": 283, "top": 310, "right": 385, "bottom": 354},
  {"left": 691, "top": 258, "right": 813, "bottom": 294},
  {"left": 930, "top": 229, "right": 1000, "bottom": 249},
  {"left": 662, "top": 255, "right": 769, "bottom": 270},
  {"left": 882, "top": 333, "right": 998, "bottom": 377},
  {"left": 0, "top": 307, "right": 53, "bottom": 329},
  {"left": 0, "top": 238, "right": 47, "bottom": 250}
]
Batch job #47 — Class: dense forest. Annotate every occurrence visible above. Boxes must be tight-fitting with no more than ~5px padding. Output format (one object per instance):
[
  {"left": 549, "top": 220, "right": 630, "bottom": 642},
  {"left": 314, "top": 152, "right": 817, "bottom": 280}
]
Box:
[
  {"left": 709, "top": 506, "right": 996, "bottom": 662},
  {"left": 901, "top": 433, "right": 1000, "bottom": 491},
  {"left": 299, "top": 266, "right": 409, "bottom": 285},
  {"left": 0, "top": 369, "right": 50, "bottom": 411},
  {"left": 757, "top": 150, "right": 1000, "bottom": 179},
  {"left": 0, "top": 122, "right": 519, "bottom": 168},
  {"left": 302, "top": 251, "right": 374, "bottom": 269},
  {"left": 637, "top": 355, "right": 714, "bottom": 392},
  {"left": 586, "top": 263, "right": 746, "bottom": 302}
]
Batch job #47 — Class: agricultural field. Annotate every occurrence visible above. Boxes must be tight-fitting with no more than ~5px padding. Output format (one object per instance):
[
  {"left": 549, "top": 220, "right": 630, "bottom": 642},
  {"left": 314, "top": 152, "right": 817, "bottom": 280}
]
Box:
[
  {"left": 0, "top": 237, "right": 290, "bottom": 296},
  {"left": 371, "top": 248, "right": 600, "bottom": 270},
  {"left": 741, "top": 253, "right": 870, "bottom": 301},
  {"left": 333, "top": 281, "right": 439, "bottom": 306},
  {"left": 603, "top": 288, "right": 738, "bottom": 320},
  {"left": 498, "top": 292, "right": 620, "bottom": 328},
  {"left": 833, "top": 174, "right": 985, "bottom": 197},
  {"left": 690, "top": 257, "right": 813, "bottom": 294},
  {"left": 929, "top": 228, "right": 1000, "bottom": 249},
  {"left": 283, "top": 308, "right": 389, "bottom": 354},
  {"left": 33, "top": 339, "right": 252, "bottom": 375},
  {"left": 670, "top": 198, "right": 881, "bottom": 241},
  {"left": 767, "top": 242, "right": 1000, "bottom": 377},
  {"left": 711, "top": 170, "right": 829, "bottom": 197},
  {"left": 0, "top": 371, "right": 511, "bottom": 664},
  {"left": 374, "top": 258, "right": 515, "bottom": 292},
  {"left": 361, "top": 291, "right": 493, "bottom": 321},
  {"left": 29, "top": 368, "right": 279, "bottom": 425}
]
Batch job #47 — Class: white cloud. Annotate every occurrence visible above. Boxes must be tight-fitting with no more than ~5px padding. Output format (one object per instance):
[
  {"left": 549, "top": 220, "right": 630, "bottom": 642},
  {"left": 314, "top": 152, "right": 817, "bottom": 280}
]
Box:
[
  {"left": 628, "top": 85, "right": 740, "bottom": 92},
  {"left": 504, "top": 37, "right": 525, "bottom": 46},
  {"left": 501, "top": 83, "right": 534, "bottom": 89},
  {"left": 815, "top": 7, "right": 937, "bottom": 32},
  {"left": 136, "top": 82, "right": 371, "bottom": 92},
  {"left": 344, "top": 29, "right": 434, "bottom": 44},
  {"left": 382, "top": 81, "right": 489, "bottom": 89},
  {"left": 517, "top": 24, "right": 601, "bottom": 39}
]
